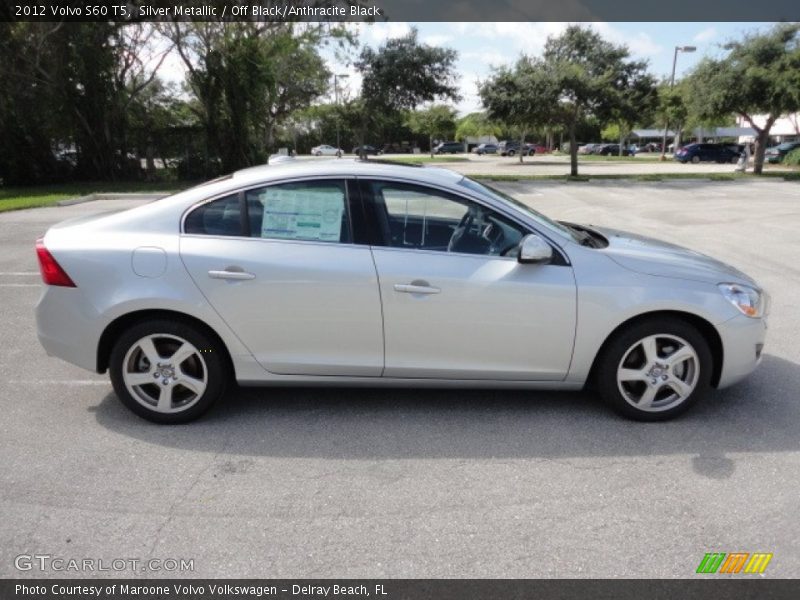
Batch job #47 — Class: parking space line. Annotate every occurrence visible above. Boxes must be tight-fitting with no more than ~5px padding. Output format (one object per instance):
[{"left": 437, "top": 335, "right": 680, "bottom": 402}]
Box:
[
  {"left": 0, "top": 272, "right": 38, "bottom": 275},
  {"left": 0, "top": 283, "right": 40, "bottom": 287},
  {"left": 8, "top": 379, "right": 108, "bottom": 385}
]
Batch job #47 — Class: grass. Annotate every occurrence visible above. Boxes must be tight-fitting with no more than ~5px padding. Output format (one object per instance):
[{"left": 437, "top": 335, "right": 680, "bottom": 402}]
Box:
[{"left": 0, "top": 180, "right": 192, "bottom": 213}]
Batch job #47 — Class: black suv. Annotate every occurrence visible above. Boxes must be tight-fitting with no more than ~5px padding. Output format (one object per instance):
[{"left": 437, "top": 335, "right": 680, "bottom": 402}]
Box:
[{"left": 434, "top": 141, "right": 464, "bottom": 154}]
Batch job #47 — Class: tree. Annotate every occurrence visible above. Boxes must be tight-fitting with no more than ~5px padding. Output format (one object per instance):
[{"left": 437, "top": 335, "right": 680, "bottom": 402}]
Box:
[
  {"left": 355, "top": 28, "right": 459, "bottom": 157},
  {"left": 405, "top": 105, "right": 457, "bottom": 156},
  {"left": 687, "top": 24, "right": 800, "bottom": 174},
  {"left": 542, "top": 25, "right": 653, "bottom": 175},
  {"left": 479, "top": 57, "right": 559, "bottom": 163},
  {"left": 162, "top": 21, "right": 344, "bottom": 173},
  {"left": 454, "top": 112, "right": 503, "bottom": 142}
]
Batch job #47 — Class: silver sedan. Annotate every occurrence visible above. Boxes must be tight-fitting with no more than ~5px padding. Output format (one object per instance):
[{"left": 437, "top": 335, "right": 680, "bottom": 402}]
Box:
[{"left": 35, "top": 160, "right": 769, "bottom": 423}]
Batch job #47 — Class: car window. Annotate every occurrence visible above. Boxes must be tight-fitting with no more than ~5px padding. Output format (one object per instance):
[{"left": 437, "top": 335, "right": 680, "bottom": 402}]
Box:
[
  {"left": 245, "top": 180, "right": 351, "bottom": 243},
  {"left": 184, "top": 194, "right": 242, "bottom": 236},
  {"left": 364, "top": 180, "right": 525, "bottom": 257}
]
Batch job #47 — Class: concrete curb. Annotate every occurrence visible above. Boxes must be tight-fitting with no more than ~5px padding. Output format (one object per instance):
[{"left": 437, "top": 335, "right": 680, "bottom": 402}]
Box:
[{"left": 57, "top": 192, "right": 172, "bottom": 206}]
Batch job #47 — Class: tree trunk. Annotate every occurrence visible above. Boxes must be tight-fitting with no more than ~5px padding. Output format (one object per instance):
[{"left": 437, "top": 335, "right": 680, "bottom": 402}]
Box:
[
  {"left": 569, "top": 123, "right": 578, "bottom": 177},
  {"left": 430, "top": 134, "right": 434, "bottom": 158},
  {"left": 145, "top": 139, "right": 155, "bottom": 181},
  {"left": 752, "top": 128, "right": 769, "bottom": 175},
  {"left": 619, "top": 132, "right": 624, "bottom": 157},
  {"left": 519, "top": 133, "right": 525, "bottom": 164}
]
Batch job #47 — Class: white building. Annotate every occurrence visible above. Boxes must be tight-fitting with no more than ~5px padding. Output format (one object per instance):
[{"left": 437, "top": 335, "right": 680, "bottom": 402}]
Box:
[{"left": 736, "top": 113, "right": 800, "bottom": 142}]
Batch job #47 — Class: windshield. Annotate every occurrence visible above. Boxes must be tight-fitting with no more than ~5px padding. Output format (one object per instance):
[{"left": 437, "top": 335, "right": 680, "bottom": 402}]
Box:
[
  {"left": 778, "top": 142, "right": 798, "bottom": 151},
  {"left": 458, "top": 177, "right": 580, "bottom": 242}
]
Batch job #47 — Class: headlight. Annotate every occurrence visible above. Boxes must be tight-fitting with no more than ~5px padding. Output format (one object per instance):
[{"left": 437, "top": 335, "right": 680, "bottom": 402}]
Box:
[{"left": 718, "top": 283, "right": 766, "bottom": 318}]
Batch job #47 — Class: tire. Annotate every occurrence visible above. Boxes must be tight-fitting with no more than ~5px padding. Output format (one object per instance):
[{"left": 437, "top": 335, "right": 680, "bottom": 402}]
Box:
[
  {"left": 691, "top": 155, "right": 700, "bottom": 164},
  {"left": 336, "top": 150, "right": 342, "bottom": 158},
  {"left": 594, "top": 317, "right": 713, "bottom": 421},
  {"left": 507, "top": 150, "right": 516, "bottom": 157},
  {"left": 109, "top": 319, "right": 229, "bottom": 424}
]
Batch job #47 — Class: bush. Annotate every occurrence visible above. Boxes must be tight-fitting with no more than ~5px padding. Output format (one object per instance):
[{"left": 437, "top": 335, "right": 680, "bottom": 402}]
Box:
[{"left": 783, "top": 148, "right": 800, "bottom": 166}]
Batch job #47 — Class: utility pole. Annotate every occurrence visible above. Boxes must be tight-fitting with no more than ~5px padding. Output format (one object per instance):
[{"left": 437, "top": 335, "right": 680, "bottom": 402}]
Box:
[
  {"left": 334, "top": 73, "right": 349, "bottom": 158},
  {"left": 660, "top": 45, "right": 696, "bottom": 161}
]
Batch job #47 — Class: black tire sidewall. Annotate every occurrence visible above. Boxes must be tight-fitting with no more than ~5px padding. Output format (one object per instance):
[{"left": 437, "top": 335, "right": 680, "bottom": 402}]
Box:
[
  {"left": 595, "top": 317, "right": 713, "bottom": 421},
  {"left": 109, "top": 319, "right": 228, "bottom": 424}
]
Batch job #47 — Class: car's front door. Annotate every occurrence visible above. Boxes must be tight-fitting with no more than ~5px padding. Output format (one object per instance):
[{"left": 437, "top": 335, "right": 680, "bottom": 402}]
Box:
[
  {"left": 360, "top": 179, "right": 577, "bottom": 380},
  {"left": 180, "top": 178, "right": 383, "bottom": 377}
]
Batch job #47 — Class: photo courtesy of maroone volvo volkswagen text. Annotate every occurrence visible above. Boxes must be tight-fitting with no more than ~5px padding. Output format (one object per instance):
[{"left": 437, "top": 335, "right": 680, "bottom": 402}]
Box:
[{"left": 35, "top": 159, "right": 769, "bottom": 423}]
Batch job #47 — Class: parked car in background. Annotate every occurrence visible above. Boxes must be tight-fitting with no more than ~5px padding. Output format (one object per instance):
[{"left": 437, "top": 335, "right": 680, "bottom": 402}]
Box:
[
  {"left": 352, "top": 145, "right": 381, "bottom": 156},
  {"left": 381, "top": 143, "right": 414, "bottom": 154},
  {"left": 434, "top": 141, "right": 464, "bottom": 154},
  {"left": 593, "top": 144, "right": 630, "bottom": 156},
  {"left": 35, "top": 160, "right": 769, "bottom": 423},
  {"left": 530, "top": 144, "right": 550, "bottom": 154},
  {"left": 765, "top": 141, "right": 800, "bottom": 163},
  {"left": 474, "top": 143, "right": 499, "bottom": 155},
  {"left": 500, "top": 141, "right": 536, "bottom": 157},
  {"left": 578, "top": 143, "right": 600, "bottom": 155},
  {"left": 636, "top": 142, "right": 662, "bottom": 153},
  {"left": 311, "top": 144, "right": 343, "bottom": 157},
  {"left": 674, "top": 143, "right": 741, "bottom": 164}
]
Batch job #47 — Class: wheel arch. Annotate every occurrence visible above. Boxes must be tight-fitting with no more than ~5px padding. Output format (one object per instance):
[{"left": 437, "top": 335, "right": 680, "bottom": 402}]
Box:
[
  {"left": 97, "top": 309, "right": 234, "bottom": 376},
  {"left": 588, "top": 310, "right": 724, "bottom": 388}
]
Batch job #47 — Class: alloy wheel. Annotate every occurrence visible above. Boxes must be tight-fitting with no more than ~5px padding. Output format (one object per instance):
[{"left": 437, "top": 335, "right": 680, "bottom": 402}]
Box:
[
  {"left": 616, "top": 334, "right": 700, "bottom": 412},
  {"left": 122, "top": 333, "right": 208, "bottom": 414}
]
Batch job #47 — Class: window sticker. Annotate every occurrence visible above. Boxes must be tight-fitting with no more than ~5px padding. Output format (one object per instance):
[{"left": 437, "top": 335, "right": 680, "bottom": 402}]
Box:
[{"left": 260, "top": 187, "right": 344, "bottom": 242}]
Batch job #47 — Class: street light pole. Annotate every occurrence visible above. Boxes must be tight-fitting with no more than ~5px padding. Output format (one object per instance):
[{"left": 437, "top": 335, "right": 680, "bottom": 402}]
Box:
[
  {"left": 660, "top": 45, "right": 696, "bottom": 161},
  {"left": 334, "top": 73, "right": 349, "bottom": 158}
]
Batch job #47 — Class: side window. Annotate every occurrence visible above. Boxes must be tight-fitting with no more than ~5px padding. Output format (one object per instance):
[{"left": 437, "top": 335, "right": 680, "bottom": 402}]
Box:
[
  {"left": 184, "top": 194, "right": 242, "bottom": 236},
  {"left": 245, "top": 180, "right": 351, "bottom": 244},
  {"left": 365, "top": 181, "right": 525, "bottom": 257}
]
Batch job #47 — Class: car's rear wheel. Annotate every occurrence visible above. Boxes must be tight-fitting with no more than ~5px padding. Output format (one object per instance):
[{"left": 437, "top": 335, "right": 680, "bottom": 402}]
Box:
[
  {"left": 109, "top": 320, "right": 228, "bottom": 424},
  {"left": 691, "top": 155, "right": 700, "bottom": 164},
  {"left": 507, "top": 150, "right": 516, "bottom": 157},
  {"left": 595, "top": 317, "right": 712, "bottom": 421}
]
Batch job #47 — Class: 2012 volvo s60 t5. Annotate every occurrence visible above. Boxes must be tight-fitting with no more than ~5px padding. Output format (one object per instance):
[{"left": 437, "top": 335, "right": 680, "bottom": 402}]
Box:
[{"left": 35, "top": 160, "right": 769, "bottom": 423}]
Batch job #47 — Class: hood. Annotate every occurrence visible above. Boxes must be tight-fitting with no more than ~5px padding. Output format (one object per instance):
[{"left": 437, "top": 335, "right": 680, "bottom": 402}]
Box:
[{"left": 591, "top": 226, "right": 757, "bottom": 287}]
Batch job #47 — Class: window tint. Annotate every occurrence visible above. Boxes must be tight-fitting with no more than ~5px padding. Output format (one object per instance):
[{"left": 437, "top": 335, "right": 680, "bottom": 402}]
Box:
[
  {"left": 365, "top": 181, "right": 525, "bottom": 257},
  {"left": 184, "top": 194, "right": 241, "bottom": 236},
  {"left": 245, "top": 180, "right": 351, "bottom": 243}
]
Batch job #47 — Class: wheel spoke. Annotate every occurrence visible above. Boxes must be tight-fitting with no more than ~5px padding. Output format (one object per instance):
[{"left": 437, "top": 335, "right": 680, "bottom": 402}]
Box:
[
  {"left": 126, "top": 372, "right": 155, "bottom": 386},
  {"left": 169, "top": 342, "right": 196, "bottom": 368},
  {"left": 157, "top": 384, "right": 173, "bottom": 411},
  {"left": 666, "top": 345, "right": 695, "bottom": 368},
  {"left": 137, "top": 337, "right": 161, "bottom": 365},
  {"left": 640, "top": 336, "right": 658, "bottom": 364},
  {"left": 619, "top": 368, "right": 648, "bottom": 382},
  {"left": 667, "top": 378, "right": 692, "bottom": 399},
  {"left": 638, "top": 384, "right": 659, "bottom": 408},
  {"left": 176, "top": 372, "right": 206, "bottom": 397}
]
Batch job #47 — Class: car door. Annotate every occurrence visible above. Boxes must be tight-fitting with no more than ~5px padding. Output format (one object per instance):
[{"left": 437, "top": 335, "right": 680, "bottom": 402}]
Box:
[
  {"left": 360, "top": 179, "right": 577, "bottom": 381},
  {"left": 180, "top": 178, "right": 384, "bottom": 377}
]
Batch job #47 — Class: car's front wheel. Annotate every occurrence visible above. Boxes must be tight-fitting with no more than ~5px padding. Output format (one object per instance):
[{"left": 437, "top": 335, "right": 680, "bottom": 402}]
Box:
[
  {"left": 109, "top": 320, "right": 229, "bottom": 424},
  {"left": 595, "top": 317, "right": 713, "bottom": 421}
]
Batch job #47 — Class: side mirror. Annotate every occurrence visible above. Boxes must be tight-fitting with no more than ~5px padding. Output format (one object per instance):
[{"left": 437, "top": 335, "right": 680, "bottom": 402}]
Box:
[{"left": 518, "top": 233, "right": 553, "bottom": 264}]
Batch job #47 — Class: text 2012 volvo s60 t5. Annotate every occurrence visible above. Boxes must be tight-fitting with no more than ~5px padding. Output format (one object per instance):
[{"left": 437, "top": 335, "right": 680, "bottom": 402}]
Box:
[{"left": 35, "top": 160, "right": 769, "bottom": 423}]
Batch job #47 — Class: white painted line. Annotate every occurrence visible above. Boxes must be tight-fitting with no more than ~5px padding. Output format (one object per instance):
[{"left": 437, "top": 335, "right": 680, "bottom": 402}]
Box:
[
  {"left": 0, "top": 272, "right": 39, "bottom": 275},
  {"left": 0, "top": 283, "right": 40, "bottom": 287},
  {"left": 8, "top": 379, "right": 108, "bottom": 386}
]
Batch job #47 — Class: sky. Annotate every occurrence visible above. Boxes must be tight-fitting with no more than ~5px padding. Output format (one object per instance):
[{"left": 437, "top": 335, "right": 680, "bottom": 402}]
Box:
[{"left": 156, "top": 21, "right": 776, "bottom": 116}]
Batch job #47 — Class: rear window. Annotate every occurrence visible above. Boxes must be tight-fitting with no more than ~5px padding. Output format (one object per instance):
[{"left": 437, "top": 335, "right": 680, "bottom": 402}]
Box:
[{"left": 184, "top": 194, "right": 241, "bottom": 236}]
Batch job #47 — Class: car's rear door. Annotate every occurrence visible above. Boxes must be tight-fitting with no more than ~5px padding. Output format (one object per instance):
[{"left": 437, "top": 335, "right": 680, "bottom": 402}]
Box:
[
  {"left": 180, "top": 178, "right": 384, "bottom": 377},
  {"left": 359, "top": 178, "right": 577, "bottom": 381}
]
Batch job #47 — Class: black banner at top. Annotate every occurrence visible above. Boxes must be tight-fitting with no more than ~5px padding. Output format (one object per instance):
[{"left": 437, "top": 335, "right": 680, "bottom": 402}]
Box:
[{"left": 2, "top": 0, "right": 800, "bottom": 22}]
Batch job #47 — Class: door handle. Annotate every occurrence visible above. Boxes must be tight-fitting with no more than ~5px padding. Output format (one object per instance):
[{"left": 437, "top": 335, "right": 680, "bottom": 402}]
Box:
[
  {"left": 208, "top": 269, "right": 256, "bottom": 281},
  {"left": 394, "top": 282, "right": 440, "bottom": 295}
]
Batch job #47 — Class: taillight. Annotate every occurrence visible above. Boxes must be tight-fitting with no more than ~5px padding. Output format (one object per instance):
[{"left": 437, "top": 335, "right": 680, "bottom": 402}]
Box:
[{"left": 35, "top": 238, "right": 76, "bottom": 287}]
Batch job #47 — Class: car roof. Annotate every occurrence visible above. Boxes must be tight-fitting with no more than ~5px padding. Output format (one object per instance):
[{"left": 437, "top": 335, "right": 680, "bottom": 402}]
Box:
[{"left": 227, "top": 158, "right": 464, "bottom": 189}]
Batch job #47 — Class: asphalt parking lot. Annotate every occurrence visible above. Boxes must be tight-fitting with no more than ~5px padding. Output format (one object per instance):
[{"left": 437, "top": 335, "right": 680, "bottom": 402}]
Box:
[{"left": 1, "top": 179, "right": 799, "bottom": 578}]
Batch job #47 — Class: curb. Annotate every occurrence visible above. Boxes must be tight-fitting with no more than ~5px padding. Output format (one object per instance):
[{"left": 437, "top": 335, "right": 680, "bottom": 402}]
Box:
[{"left": 57, "top": 192, "right": 172, "bottom": 206}]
